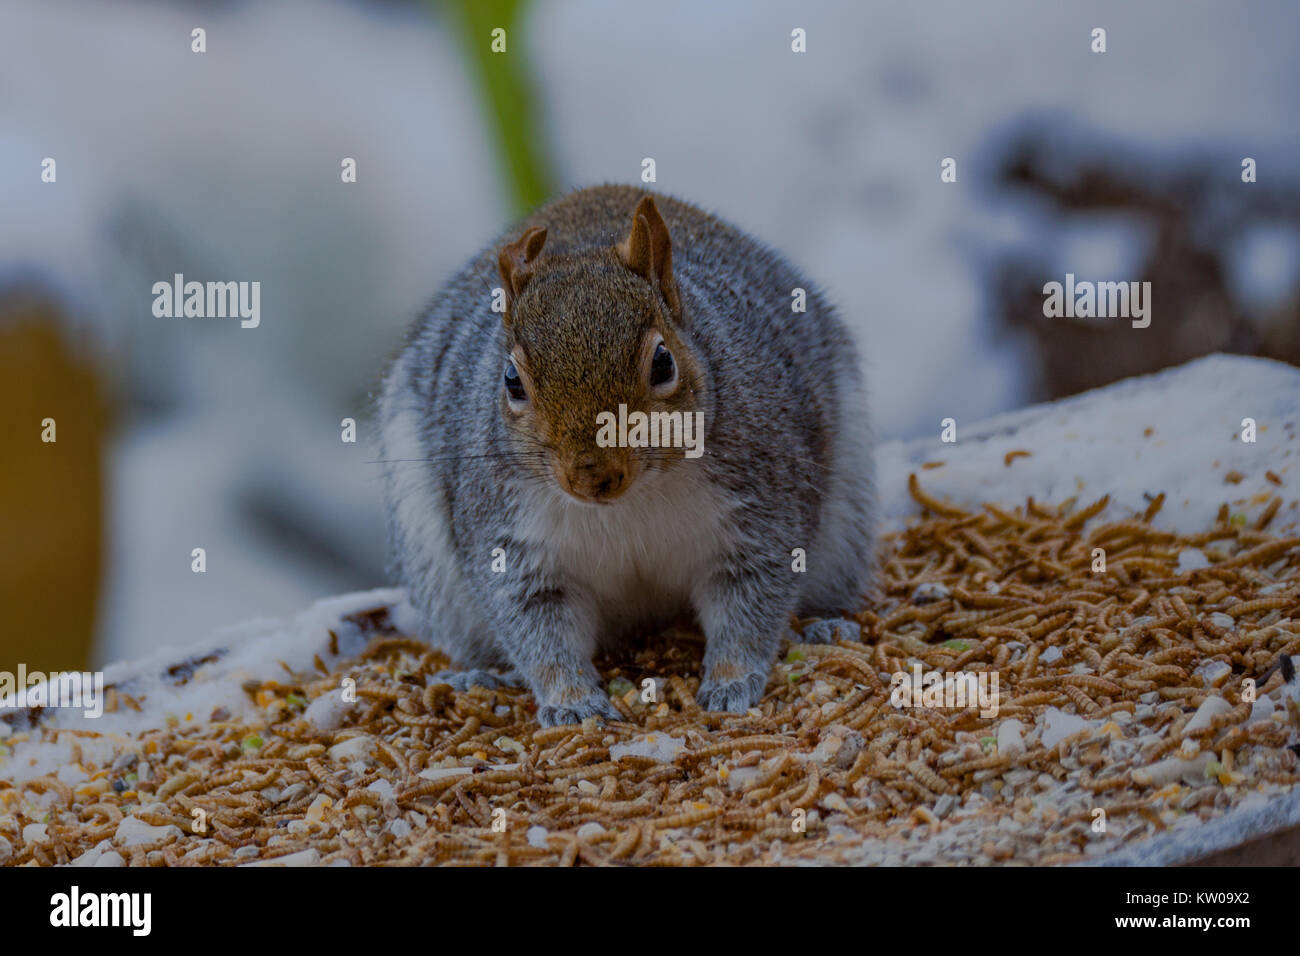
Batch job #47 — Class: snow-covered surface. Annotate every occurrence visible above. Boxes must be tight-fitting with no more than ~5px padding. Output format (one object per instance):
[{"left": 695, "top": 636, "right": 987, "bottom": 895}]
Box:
[
  {"left": 1091, "top": 791, "right": 1300, "bottom": 866},
  {"left": 3, "top": 353, "right": 1299, "bottom": 865},
  {"left": 878, "top": 353, "right": 1300, "bottom": 536},
  {"left": 1, "top": 588, "right": 404, "bottom": 782}
]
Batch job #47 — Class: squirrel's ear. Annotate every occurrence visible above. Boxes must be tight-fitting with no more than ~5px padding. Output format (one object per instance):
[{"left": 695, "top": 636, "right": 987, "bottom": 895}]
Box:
[
  {"left": 497, "top": 225, "right": 548, "bottom": 318},
  {"left": 616, "top": 196, "right": 681, "bottom": 319}
]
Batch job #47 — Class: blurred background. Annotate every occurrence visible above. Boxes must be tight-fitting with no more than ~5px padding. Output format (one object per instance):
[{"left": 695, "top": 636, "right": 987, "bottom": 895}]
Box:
[{"left": 1, "top": 0, "right": 1297, "bottom": 671}]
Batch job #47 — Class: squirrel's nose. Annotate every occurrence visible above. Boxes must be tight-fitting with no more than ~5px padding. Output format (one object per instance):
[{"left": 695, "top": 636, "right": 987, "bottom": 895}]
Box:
[
  {"left": 590, "top": 469, "right": 625, "bottom": 499},
  {"left": 567, "top": 458, "right": 627, "bottom": 501}
]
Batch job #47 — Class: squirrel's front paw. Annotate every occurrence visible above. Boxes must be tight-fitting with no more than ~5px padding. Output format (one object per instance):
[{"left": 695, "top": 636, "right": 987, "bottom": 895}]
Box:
[
  {"left": 536, "top": 691, "right": 618, "bottom": 727},
  {"left": 797, "top": 617, "right": 860, "bottom": 645},
  {"left": 696, "top": 671, "right": 766, "bottom": 714}
]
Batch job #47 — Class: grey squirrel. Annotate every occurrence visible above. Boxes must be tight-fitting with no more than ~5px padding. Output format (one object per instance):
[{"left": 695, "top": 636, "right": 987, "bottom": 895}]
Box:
[{"left": 379, "top": 185, "right": 876, "bottom": 726}]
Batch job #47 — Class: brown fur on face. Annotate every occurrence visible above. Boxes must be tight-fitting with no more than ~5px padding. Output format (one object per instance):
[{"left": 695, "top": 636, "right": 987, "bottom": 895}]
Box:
[
  {"left": 499, "top": 248, "right": 705, "bottom": 504},
  {"left": 495, "top": 197, "right": 706, "bottom": 503}
]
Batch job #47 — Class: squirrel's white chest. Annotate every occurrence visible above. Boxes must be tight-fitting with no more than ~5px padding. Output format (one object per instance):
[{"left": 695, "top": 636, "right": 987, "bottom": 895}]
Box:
[{"left": 515, "top": 468, "right": 728, "bottom": 637}]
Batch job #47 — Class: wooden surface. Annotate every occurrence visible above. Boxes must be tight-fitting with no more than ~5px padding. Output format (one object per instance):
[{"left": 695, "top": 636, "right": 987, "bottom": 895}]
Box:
[{"left": 1187, "top": 822, "right": 1300, "bottom": 866}]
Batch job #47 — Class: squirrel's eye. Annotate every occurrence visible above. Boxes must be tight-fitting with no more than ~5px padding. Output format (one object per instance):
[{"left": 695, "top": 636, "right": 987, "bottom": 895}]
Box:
[
  {"left": 650, "top": 343, "right": 676, "bottom": 388},
  {"left": 504, "top": 362, "right": 527, "bottom": 402}
]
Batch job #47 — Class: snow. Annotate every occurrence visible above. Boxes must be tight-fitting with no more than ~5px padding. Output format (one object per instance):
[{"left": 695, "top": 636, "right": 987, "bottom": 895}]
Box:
[
  {"left": 575, "top": 822, "right": 606, "bottom": 841},
  {"left": 1, "top": 588, "right": 402, "bottom": 782},
  {"left": 996, "top": 719, "right": 1026, "bottom": 758},
  {"left": 877, "top": 354, "right": 1300, "bottom": 535},
  {"left": 1131, "top": 753, "right": 1215, "bottom": 788},
  {"left": 114, "top": 817, "right": 183, "bottom": 848},
  {"left": 1047, "top": 216, "right": 1157, "bottom": 294},
  {"left": 1183, "top": 696, "right": 1233, "bottom": 735},
  {"left": 610, "top": 733, "right": 688, "bottom": 763},
  {"left": 1040, "top": 708, "right": 1093, "bottom": 751},
  {"left": 328, "top": 736, "right": 375, "bottom": 763},
  {"left": 68, "top": 841, "right": 125, "bottom": 868},
  {"left": 389, "top": 819, "right": 413, "bottom": 840},
  {"left": 304, "top": 692, "right": 356, "bottom": 734},
  {"left": 1225, "top": 224, "right": 1300, "bottom": 313}
]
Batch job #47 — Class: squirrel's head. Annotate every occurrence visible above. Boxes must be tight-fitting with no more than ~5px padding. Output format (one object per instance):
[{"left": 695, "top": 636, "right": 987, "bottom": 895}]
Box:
[{"left": 495, "top": 195, "right": 706, "bottom": 506}]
